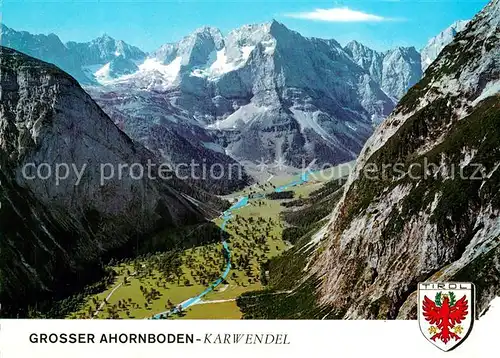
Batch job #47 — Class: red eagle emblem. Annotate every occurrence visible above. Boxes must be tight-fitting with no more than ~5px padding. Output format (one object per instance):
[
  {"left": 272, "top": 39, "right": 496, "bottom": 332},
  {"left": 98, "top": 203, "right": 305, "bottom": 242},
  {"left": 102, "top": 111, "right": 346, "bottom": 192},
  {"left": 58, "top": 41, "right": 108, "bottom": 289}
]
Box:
[{"left": 422, "top": 292, "right": 469, "bottom": 344}]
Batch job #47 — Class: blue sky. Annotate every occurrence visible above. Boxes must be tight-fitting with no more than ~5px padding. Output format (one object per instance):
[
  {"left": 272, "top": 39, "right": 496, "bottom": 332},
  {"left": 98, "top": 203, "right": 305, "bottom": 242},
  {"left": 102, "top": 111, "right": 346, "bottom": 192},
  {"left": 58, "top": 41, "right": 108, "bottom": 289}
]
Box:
[{"left": 1, "top": 0, "right": 489, "bottom": 52}]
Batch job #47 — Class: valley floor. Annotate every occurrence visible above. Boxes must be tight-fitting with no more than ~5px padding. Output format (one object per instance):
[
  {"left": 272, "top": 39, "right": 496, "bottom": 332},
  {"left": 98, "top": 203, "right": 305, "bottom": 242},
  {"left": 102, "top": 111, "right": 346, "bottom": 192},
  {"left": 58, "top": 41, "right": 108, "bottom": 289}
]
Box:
[{"left": 67, "top": 164, "right": 352, "bottom": 320}]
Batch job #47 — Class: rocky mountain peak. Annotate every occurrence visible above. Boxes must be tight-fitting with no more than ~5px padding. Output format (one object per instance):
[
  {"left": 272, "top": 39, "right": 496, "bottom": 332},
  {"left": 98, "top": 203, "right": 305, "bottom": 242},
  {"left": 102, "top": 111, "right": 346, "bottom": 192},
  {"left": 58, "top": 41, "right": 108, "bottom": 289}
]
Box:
[
  {"left": 152, "top": 42, "right": 177, "bottom": 64},
  {"left": 268, "top": 19, "right": 292, "bottom": 35},
  {"left": 66, "top": 33, "right": 146, "bottom": 65},
  {"left": 381, "top": 45, "right": 422, "bottom": 100},
  {"left": 345, "top": 40, "right": 373, "bottom": 54},
  {"left": 191, "top": 26, "right": 224, "bottom": 43},
  {"left": 344, "top": 40, "right": 384, "bottom": 83},
  {"left": 176, "top": 26, "right": 225, "bottom": 67},
  {"left": 95, "top": 33, "right": 114, "bottom": 42}
]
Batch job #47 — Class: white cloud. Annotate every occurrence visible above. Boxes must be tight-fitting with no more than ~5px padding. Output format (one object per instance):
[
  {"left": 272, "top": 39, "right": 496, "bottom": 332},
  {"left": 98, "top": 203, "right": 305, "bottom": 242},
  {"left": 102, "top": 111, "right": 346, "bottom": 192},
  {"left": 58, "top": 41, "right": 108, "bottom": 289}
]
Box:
[{"left": 284, "top": 7, "right": 388, "bottom": 22}]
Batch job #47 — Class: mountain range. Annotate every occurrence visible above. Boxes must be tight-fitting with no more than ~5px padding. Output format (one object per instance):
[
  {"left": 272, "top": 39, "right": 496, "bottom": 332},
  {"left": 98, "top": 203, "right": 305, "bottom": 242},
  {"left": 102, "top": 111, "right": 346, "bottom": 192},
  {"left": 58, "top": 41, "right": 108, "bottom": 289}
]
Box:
[{"left": 0, "top": 20, "right": 467, "bottom": 177}]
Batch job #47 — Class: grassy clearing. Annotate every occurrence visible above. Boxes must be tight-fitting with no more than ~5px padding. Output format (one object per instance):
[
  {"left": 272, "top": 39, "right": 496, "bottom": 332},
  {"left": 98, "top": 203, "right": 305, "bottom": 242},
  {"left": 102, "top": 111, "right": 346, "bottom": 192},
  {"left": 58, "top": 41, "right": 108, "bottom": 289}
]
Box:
[
  {"left": 69, "top": 195, "right": 288, "bottom": 319},
  {"left": 181, "top": 301, "right": 242, "bottom": 319}
]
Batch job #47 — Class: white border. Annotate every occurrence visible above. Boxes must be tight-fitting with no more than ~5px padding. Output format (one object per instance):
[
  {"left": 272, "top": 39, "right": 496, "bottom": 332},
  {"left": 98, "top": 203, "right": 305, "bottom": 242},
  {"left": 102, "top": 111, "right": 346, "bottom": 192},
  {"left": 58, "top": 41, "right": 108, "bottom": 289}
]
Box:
[{"left": 0, "top": 315, "right": 498, "bottom": 358}]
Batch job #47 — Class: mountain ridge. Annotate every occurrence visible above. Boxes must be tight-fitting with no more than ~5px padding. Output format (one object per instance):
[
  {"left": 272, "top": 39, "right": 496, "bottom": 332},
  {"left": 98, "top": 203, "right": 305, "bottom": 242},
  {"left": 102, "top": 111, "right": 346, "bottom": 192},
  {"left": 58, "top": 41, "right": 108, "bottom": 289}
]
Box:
[
  {"left": 1, "top": 20, "right": 466, "bottom": 173},
  {"left": 344, "top": 40, "right": 422, "bottom": 101},
  {"left": 0, "top": 47, "right": 224, "bottom": 314},
  {"left": 314, "top": 0, "right": 500, "bottom": 319},
  {"left": 421, "top": 19, "right": 470, "bottom": 72}
]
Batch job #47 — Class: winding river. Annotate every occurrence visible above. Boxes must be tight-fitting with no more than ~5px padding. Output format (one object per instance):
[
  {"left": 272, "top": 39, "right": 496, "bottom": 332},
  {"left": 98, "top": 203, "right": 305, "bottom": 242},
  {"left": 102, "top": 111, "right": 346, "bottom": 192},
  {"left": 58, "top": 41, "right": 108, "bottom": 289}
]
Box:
[{"left": 152, "top": 172, "right": 310, "bottom": 319}]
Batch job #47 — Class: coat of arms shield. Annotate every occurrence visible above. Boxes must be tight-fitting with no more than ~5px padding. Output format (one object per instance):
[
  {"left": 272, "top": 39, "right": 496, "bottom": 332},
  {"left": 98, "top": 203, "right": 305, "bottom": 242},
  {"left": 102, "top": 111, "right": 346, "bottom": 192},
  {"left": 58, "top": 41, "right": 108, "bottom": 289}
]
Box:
[{"left": 418, "top": 282, "right": 475, "bottom": 351}]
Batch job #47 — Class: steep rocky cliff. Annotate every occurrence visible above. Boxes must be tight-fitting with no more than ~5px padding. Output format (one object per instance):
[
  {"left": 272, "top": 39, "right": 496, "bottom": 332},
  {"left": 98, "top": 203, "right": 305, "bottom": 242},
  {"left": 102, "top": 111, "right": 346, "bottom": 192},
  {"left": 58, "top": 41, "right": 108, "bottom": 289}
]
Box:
[
  {"left": 314, "top": 0, "right": 500, "bottom": 319},
  {"left": 345, "top": 41, "right": 422, "bottom": 102},
  {"left": 0, "top": 47, "right": 215, "bottom": 311}
]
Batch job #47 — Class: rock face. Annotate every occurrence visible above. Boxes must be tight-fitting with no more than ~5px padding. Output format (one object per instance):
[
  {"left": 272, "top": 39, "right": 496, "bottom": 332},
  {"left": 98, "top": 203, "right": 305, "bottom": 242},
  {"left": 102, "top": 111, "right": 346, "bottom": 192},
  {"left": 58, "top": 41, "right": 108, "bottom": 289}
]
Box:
[
  {"left": 344, "top": 40, "right": 384, "bottom": 86},
  {"left": 421, "top": 20, "right": 470, "bottom": 72},
  {"left": 313, "top": 0, "right": 500, "bottom": 319},
  {"left": 152, "top": 26, "right": 225, "bottom": 67},
  {"left": 381, "top": 47, "right": 422, "bottom": 101},
  {"left": 345, "top": 41, "right": 422, "bottom": 101},
  {"left": 0, "top": 47, "right": 212, "bottom": 309}
]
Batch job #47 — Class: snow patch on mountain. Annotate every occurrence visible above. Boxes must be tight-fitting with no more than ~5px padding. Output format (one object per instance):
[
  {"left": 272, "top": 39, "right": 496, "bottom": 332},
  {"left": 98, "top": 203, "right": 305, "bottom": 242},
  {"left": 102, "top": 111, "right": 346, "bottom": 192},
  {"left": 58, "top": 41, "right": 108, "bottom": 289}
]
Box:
[
  {"left": 191, "top": 45, "right": 254, "bottom": 79},
  {"left": 139, "top": 57, "right": 182, "bottom": 81},
  {"left": 94, "top": 63, "right": 113, "bottom": 83},
  {"left": 202, "top": 141, "right": 225, "bottom": 154},
  {"left": 210, "top": 49, "right": 235, "bottom": 74},
  {"left": 208, "top": 103, "right": 270, "bottom": 130}
]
